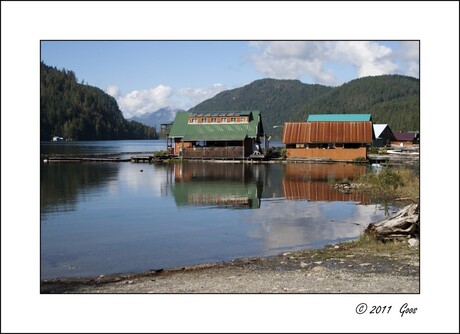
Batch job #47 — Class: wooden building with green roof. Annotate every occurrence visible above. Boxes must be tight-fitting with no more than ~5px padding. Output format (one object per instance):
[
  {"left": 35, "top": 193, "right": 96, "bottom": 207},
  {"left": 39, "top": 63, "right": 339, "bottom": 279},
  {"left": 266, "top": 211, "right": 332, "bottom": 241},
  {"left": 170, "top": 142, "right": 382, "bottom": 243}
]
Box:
[{"left": 169, "top": 111, "right": 265, "bottom": 159}]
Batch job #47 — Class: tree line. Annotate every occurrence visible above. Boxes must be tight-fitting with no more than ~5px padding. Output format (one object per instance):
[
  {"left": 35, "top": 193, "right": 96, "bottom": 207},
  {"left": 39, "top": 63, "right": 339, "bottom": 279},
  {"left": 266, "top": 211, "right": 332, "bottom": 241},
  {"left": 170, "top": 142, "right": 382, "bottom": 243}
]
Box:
[{"left": 40, "top": 62, "right": 158, "bottom": 141}]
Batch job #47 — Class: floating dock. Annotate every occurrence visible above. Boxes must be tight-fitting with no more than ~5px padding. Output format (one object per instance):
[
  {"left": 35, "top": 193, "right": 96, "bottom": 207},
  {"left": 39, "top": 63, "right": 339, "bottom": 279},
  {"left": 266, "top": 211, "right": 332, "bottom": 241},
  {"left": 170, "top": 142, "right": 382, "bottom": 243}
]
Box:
[
  {"left": 131, "top": 155, "right": 154, "bottom": 163},
  {"left": 44, "top": 157, "right": 130, "bottom": 163},
  {"left": 130, "top": 155, "right": 178, "bottom": 163}
]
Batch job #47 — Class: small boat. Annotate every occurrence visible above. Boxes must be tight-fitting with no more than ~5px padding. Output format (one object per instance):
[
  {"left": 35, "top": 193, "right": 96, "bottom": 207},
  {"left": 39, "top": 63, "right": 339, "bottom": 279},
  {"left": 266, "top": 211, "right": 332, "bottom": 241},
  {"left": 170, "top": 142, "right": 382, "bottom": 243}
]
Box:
[
  {"left": 371, "top": 163, "right": 383, "bottom": 171},
  {"left": 52, "top": 136, "right": 64, "bottom": 141}
]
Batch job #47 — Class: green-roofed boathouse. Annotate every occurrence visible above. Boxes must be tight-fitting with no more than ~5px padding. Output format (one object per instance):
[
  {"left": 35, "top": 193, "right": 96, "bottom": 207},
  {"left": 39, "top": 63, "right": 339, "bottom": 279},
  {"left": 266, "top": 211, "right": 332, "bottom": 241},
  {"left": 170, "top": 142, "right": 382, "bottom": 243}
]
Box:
[{"left": 168, "top": 111, "right": 265, "bottom": 159}]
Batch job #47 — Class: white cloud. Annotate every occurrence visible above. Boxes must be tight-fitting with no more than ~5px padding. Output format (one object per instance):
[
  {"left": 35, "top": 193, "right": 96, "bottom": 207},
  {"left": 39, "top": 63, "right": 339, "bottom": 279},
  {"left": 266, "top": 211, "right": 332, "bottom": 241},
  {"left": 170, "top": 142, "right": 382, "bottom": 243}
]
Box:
[
  {"left": 399, "top": 41, "right": 420, "bottom": 61},
  {"left": 246, "top": 200, "right": 391, "bottom": 253},
  {"left": 405, "top": 61, "right": 420, "bottom": 78},
  {"left": 330, "top": 41, "right": 397, "bottom": 77},
  {"left": 106, "top": 84, "right": 172, "bottom": 118},
  {"left": 249, "top": 41, "right": 337, "bottom": 85},
  {"left": 176, "top": 83, "right": 226, "bottom": 109},
  {"left": 106, "top": 85, "right": 120, "bottom": 97},
  {"left": 106, "top": 83, "right": 227, "bottom": 118},
  {"left": 248, "top": 41, "right": 418, "bottom": 85},
  {"left": 398, "top": 41, "right": 420, "bottom": 77}
]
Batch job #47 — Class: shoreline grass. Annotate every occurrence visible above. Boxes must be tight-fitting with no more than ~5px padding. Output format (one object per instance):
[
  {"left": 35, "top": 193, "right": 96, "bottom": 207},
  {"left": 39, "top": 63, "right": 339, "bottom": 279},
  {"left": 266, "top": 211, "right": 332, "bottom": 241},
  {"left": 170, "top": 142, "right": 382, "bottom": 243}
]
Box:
[{"left": 349, "top": 166, "right": 420, "bottom": 204}]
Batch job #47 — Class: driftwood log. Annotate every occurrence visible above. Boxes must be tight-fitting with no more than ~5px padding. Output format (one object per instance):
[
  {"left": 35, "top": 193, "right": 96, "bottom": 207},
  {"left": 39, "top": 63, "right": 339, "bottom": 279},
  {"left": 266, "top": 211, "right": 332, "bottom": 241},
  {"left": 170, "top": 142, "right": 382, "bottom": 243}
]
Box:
[{"left": 365, "top": 204, "right": 419, "bottom": 241}]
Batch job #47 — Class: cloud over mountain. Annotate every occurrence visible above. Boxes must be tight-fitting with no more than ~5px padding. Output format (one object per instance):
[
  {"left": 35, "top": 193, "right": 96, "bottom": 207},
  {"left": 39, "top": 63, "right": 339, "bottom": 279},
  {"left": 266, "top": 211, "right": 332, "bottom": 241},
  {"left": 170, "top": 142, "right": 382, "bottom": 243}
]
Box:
[
  {"left": 107, "top": 83, "right": 226, "bottom": 118},
  {"left": 249, "top": 41, "right": 419, "bottom": 86},
  {"left": 106, "top": 85, "right": 172, "bottom": 118}
]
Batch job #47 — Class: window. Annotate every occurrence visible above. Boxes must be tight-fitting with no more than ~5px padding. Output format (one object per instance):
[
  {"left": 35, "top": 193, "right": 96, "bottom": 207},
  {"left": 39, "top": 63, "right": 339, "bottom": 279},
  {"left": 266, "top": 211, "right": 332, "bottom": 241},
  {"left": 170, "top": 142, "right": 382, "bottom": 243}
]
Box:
[
  {"left": 211, "top": 117, "right": 217, "bottom": 123},
  {"left": 190, "top": 117, "right": 197, "bottom": 123},
  {"left": 230, "top": 117, "right": 237, "bottom": 122},
  {"left": 202, "top": 118, "right": 207, "bottom": 123},
  {"left": 221, "top": 117, "right": 227, "bottom": 123}
]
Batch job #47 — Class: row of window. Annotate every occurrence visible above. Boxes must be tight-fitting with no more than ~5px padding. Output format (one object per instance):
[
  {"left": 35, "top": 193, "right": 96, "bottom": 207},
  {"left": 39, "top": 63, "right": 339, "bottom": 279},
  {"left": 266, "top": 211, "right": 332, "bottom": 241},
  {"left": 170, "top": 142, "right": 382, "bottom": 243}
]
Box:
[{"left": 189, "top": 117, "right": 247, "bottom": 124}]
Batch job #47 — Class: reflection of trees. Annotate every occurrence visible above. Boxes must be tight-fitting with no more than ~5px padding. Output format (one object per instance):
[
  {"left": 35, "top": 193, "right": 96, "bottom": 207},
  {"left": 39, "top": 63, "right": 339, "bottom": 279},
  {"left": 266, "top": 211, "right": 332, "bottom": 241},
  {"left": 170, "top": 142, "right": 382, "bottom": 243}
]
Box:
[{"left": 40, "top": 162, "right": 119, "bottom": 215}]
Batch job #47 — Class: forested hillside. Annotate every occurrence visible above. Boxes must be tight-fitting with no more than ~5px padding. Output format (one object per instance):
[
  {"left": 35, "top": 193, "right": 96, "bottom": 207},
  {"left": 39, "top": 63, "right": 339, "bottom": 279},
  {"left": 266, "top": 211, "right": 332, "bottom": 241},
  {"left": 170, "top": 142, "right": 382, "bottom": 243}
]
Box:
[
  {"left": 190, "top": 76, "right": 419, "bottom": 139},
  {"left": 293, "top": 75, "right": 420, "bottom": 132},
  {"left": 41, "top": 61, "right": 419, "bottom": 141},
  {"left": 40, "top": 62, "right": 158, "bottom": 141},
  {"left": 189, "top": 79, "right": 333, "bottom": 139}
]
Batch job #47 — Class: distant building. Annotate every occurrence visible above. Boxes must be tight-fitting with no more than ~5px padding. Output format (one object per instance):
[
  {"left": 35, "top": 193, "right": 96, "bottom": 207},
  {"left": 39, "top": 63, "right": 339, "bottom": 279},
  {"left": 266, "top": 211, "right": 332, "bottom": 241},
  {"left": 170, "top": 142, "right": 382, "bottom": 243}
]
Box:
[
  {"left": 282, "top": 114, "right": 375, "bottom": 161},
  {"left": 373, "top": 124, "right": 396, "bottom": 147},
  {"left": 168, "top": 111, "right": 265, "bottom": 159},
  {"left": 392, "top": 132, "right": 420, "bottom": 147}
]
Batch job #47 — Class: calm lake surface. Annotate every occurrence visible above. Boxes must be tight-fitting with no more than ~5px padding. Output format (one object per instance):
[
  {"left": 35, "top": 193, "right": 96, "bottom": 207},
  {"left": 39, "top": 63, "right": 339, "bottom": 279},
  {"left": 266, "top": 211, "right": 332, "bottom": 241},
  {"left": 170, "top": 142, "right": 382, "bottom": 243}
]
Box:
[{"left": 40, "top": 140, "right": 399, "bottom": 279}]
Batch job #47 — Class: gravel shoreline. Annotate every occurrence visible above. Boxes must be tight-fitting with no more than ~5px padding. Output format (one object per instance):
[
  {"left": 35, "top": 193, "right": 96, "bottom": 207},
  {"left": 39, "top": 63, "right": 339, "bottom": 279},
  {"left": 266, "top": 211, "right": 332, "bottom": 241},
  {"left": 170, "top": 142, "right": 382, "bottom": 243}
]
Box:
[{"left": 41, "top": 239, "right": 419, "bottom": 294}]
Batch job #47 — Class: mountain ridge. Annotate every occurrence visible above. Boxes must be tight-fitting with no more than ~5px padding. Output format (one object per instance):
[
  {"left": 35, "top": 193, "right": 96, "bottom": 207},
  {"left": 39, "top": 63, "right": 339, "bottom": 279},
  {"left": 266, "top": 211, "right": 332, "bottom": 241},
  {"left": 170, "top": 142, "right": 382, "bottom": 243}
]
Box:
[
  {"left": 127, "top": 107, "right": 183, "bottom": 130},
  {"left": 41, "top": 61, "right": 419, "bottom": 141},
  {"left": 189, "top": 75, "right": 419, "bottom": 139}
]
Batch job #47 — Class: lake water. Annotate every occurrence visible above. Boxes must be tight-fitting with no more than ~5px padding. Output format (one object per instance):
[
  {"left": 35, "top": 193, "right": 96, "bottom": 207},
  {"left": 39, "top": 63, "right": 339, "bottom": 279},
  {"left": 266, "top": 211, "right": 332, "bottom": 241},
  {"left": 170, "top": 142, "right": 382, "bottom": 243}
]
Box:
[{"left": 40, "top": 140, "right": 398, "bottom": 279}]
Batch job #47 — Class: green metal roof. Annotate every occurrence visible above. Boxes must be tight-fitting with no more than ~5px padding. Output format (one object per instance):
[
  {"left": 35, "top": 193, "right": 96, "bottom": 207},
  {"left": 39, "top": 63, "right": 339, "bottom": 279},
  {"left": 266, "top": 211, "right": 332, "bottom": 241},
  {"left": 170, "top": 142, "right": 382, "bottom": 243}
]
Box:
[
  {"left": 169, "top": 111, "right": 263, "bottom": 141},
  {"left": 307, "top": 114, "right": 372, "bottom": 122},
  {"left": 182, "top": 123, "right": 250, "bottom": 141},
  {"left": 169, "top": 112, "right": 191, "bottom": 137}
]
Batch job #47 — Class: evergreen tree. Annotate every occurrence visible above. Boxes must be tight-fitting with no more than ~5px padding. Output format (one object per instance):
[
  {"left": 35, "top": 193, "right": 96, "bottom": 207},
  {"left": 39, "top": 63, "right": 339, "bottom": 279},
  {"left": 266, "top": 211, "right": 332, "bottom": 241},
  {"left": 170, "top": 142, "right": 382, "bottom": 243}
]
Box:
[{"left": 40, "top": 62, "right": 159, "bottom": 141}]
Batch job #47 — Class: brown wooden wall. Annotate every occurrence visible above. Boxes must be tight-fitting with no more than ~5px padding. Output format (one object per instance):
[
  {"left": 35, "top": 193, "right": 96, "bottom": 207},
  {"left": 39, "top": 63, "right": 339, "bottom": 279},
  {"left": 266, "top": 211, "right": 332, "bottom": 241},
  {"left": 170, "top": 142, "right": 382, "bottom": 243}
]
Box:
[
  {"left": 174, "top": 140, "right": 192, "bottom": 155},
  {"left": 283, "top": 121, "right": 373, "bottom": 144},
  {"left": 183, "top": 146, "right": 244, "bottom": 158},
  {"left": 286, "top": 147, "right": 367, "bottom": 161},
  {"left": 175, "top": 138, "right": 255, "bottom": 158}
]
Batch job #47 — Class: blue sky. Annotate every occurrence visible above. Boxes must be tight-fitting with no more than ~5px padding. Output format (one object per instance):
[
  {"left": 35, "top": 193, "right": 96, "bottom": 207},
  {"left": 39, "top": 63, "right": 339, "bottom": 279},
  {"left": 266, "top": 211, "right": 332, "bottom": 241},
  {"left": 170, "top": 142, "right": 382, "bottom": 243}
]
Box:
[{"left": 41, "top": 40, "right": 419, "bottom": 118}]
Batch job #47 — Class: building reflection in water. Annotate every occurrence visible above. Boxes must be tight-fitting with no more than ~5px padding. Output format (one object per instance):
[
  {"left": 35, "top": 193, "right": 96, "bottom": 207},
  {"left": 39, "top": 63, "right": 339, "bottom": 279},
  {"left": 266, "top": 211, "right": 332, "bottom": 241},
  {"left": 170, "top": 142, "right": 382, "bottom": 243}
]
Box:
[
  {"left": 282, "top": 163, "right": 369, "bottom": 204},
  {"left": 170, "top": 162, "right": 264, "bottom": 209},
  {"left": 168, "top": 162, "right": 370, "bottom": 210}
]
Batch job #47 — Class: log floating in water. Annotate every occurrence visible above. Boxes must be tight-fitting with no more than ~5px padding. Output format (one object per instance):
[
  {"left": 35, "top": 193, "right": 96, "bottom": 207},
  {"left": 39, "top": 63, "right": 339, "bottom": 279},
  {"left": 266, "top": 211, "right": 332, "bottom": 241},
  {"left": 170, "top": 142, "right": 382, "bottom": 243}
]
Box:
[{"left": 365, "top": 204, "right": 419, "bottom": 241}]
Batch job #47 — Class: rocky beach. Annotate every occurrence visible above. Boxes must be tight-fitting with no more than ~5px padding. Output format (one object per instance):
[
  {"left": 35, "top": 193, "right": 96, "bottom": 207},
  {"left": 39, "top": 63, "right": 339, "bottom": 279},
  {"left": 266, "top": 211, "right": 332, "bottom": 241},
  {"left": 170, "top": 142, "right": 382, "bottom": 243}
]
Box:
[{"left": 41, "top": 237, "right": 419, "bottom": 294}]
